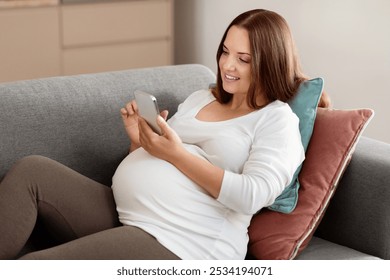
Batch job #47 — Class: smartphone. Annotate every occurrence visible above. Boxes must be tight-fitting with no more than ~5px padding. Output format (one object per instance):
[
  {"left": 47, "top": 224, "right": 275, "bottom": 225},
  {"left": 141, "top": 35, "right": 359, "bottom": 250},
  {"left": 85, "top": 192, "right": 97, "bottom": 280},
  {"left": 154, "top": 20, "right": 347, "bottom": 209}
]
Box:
[{"left": 134, "top": 90, "right": 162, "bottom": 135}]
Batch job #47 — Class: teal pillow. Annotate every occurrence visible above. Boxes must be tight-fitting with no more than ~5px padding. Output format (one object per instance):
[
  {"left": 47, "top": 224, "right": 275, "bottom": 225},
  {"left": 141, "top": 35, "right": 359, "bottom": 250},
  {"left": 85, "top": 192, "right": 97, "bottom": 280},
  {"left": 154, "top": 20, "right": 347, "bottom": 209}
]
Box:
[{"left": 268, "top": 78, "right": 324, "bottom": 213}]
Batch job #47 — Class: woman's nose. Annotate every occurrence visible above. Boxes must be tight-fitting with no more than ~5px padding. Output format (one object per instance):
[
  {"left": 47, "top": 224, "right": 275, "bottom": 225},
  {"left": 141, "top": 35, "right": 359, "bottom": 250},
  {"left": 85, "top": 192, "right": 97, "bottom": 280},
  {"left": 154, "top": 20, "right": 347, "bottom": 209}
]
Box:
[{"left": 222, "top": 55, "right": 236, "bottom": 71}]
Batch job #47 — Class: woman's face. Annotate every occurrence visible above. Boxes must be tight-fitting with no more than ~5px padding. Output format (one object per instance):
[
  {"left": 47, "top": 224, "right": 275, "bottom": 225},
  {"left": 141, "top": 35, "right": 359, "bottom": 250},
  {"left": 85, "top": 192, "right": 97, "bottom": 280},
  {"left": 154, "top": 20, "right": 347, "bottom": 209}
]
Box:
[{"left": 219, "top": 25, "right": 252, "bottom": 97}]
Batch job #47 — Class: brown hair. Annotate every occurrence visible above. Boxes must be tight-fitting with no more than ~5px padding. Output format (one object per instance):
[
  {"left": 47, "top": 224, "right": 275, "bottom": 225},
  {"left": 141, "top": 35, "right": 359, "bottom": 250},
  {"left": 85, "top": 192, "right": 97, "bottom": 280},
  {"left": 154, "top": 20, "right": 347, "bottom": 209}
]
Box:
[{"left": 212, "top": 9, "right": 306, "bottom": 108}]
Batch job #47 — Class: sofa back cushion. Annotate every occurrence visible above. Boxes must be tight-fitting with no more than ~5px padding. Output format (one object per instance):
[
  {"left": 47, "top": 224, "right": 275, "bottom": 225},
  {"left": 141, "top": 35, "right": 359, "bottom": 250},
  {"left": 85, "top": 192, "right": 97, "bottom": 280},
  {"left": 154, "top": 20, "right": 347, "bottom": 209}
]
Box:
[{"left": 0, "top": 64, "right": 216, "bottom": 186}]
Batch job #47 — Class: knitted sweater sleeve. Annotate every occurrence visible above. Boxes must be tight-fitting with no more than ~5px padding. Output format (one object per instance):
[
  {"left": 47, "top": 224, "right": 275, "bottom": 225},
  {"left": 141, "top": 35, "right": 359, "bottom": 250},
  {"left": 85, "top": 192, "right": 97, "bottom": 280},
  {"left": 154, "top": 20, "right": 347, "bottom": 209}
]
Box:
[{"left": 217, "top": 108, "right": 304, "bottom": 215}]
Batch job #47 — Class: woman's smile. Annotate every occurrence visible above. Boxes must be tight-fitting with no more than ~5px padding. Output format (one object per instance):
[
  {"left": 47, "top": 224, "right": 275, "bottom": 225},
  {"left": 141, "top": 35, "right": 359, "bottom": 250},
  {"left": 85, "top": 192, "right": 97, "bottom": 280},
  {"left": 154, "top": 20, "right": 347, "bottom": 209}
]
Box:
[{"left": 224, "top": 74, "right": 240, "bottom": 81}]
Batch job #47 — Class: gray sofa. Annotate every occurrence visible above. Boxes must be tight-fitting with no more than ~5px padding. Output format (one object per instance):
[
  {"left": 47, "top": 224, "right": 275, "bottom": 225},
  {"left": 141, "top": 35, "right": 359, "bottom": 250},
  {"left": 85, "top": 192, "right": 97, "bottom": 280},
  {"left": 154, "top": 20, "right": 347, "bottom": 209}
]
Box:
[{"left": 1, "top": 64, "right": 389, "bottom": 260}]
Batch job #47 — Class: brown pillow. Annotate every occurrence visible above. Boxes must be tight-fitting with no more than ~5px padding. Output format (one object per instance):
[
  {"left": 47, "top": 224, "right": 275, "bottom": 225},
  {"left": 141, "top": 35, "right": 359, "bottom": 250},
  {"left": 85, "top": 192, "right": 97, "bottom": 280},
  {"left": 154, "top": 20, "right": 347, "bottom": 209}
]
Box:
[{"left": 247, "top": 107, "right": 374, "bottom": 260}]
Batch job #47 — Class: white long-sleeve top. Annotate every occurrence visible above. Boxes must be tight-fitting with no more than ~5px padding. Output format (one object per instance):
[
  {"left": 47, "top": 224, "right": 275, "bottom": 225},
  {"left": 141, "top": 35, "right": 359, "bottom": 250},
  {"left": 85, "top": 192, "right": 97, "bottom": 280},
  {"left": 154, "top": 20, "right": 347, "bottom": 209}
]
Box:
[{"left": 112, "top": 89, "right": 304, "bottom": 259}]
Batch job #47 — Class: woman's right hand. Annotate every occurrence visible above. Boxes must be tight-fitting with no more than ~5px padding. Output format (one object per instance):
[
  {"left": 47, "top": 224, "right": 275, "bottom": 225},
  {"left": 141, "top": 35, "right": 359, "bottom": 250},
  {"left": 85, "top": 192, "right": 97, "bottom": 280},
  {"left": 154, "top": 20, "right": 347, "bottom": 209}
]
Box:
[
  {"left": 121, "top": 100, "right": 141, "bottom": 152},
  {"left": 121, "top": 100, "right": 169, "bottom": 152}
]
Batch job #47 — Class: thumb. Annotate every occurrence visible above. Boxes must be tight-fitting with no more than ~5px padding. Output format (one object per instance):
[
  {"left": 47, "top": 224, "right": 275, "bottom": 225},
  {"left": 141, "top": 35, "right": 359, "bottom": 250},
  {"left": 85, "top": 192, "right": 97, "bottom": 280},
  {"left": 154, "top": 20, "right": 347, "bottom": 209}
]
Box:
[
  {"left": 160, "top": 110, "right": 169, "bottom": 121},
  {"left": 157, "top": 116, "right": 182, "bottom": 143},
  {"left": 157, "top": 115, "right": 171, "bottom": 136}
]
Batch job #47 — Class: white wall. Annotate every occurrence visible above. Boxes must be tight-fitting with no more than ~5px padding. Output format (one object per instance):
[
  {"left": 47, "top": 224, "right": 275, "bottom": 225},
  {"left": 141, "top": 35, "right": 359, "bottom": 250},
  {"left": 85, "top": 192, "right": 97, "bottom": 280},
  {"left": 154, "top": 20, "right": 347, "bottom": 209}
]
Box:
[{"left": 175, "top": 0, "right": 390, "bottom": 143}]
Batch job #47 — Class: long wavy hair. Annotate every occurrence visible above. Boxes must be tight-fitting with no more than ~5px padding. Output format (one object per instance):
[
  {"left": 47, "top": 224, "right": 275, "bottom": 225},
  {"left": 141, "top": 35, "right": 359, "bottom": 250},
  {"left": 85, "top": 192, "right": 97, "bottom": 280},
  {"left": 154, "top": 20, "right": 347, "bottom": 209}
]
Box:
[{"left": 212, "top": 9, "right": 307, "bottom": 109}]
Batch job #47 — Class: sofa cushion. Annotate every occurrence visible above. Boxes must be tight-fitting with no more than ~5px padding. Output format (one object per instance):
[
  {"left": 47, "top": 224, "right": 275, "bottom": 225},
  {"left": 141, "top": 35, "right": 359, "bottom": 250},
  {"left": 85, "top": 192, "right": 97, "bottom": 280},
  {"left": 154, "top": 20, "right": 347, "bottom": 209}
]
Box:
[
  {"left": 269, "top": 78, "right": 323, "bottom": 213},
  {"left": 0, "top": 64, "right": 216, "bottom": 186},
  {"left": 296, "top": 237, "right": 381, "bottom": 260},
  {"left": 248, "top": 107, "right": 374, "bottom": 260}
]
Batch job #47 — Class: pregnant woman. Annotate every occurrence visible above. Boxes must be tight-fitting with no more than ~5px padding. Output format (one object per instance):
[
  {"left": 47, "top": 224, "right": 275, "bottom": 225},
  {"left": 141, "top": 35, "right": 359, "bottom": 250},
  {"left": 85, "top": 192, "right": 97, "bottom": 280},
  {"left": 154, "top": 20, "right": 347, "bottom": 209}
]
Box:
[{"left": 0, "top": 9, "right": 329, "bottom": 260}]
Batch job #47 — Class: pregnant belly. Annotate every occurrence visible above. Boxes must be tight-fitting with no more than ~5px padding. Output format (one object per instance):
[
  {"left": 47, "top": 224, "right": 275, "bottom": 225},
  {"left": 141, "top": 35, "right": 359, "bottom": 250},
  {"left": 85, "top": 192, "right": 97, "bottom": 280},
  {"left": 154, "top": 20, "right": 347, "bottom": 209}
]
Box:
[{"left": 111, "top": 147, "right": 222, "bottom": 227}]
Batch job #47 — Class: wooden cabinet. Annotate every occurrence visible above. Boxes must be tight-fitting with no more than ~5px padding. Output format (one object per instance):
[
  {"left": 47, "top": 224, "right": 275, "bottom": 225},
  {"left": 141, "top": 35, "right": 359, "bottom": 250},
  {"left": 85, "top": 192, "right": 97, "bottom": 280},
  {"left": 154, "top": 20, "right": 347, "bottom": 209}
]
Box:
[
  {"left": 0, "top": 6, "right": 61, "bottom": 82},
  {"left": 61, "top": 0, "right": 173, "bottom": 75},
  {"left": 0, "top": 0, "right": 174, "bottom": 83}
]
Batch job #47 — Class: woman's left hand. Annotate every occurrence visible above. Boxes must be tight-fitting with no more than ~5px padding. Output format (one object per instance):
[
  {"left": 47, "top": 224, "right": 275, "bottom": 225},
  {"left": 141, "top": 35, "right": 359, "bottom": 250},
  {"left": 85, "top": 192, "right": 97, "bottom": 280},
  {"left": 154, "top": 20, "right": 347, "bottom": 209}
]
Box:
[
  {"left": 139, "top": 115, "right": 223, "bottom": 199},
  {"left": 138, "top": 116, "right": 183, "bottom": 162}
]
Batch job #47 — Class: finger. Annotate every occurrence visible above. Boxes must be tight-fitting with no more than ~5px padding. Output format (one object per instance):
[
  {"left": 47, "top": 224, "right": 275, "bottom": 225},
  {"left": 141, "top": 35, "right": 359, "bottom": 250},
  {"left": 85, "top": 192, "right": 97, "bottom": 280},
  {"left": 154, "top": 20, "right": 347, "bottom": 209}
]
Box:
[
  {"left": 138, "top": 118, "right": 156, "bottom": 150},
  {"left": 120, "top": 107, "right": 128, "bottom": 116},
  {"left": 120, "top": 108, "right": 130, "bottom": 121},
  {"left": 160, "top": 110, "right": 169, "bottom": 121},
  {"left": 157, "top": 116, "right": 182, "bottom": 143},
  {"left": 125, "top": 103, "right": 134, "bottom": 115},
  {"left": 138, "top": 117, "right": 155, "bottom": 137},
  {"left": 130, "top": 100, "right": 139, "bottom": 114},
  {"left": 157, "top": 115, "right": 171, "bottom": 136},
  {"left": 124, "top": 100, "right": 138, "bottom": 116}
]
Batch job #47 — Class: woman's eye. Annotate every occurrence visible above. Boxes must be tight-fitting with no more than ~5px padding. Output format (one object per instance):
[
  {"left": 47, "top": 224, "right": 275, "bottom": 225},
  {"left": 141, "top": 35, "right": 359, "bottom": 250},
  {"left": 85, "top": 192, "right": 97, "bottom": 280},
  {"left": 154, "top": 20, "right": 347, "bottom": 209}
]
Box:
[{"left": 239, "top": 58, "right": 250, "bottom": 63}]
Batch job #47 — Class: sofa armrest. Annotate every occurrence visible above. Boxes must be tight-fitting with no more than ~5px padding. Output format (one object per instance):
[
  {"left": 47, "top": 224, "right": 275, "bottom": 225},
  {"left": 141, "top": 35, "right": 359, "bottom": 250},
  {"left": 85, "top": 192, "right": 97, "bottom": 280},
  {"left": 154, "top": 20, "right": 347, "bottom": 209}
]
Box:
[{"left": 316, "top": 136, "right": 390, "bottom": 259}]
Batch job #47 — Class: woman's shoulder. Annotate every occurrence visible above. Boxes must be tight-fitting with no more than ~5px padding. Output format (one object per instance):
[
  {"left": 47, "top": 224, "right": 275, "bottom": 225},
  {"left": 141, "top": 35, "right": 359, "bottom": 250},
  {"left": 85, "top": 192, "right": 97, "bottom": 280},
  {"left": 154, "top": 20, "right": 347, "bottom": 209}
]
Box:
[
  {"left": 185, "top": 89, "right": 214, "bottom": 103},
  {"left": 255, "top": 100, "right": 299, "bottom": 128},
  {"left": 180, "top": 89, "right": 214, "bottom": 109},
  {"left": 261, "top": 100, "right": 295, "bottom": 118},
  {"left": 172, "top": 89, "right": 214, "bottom": 118}
]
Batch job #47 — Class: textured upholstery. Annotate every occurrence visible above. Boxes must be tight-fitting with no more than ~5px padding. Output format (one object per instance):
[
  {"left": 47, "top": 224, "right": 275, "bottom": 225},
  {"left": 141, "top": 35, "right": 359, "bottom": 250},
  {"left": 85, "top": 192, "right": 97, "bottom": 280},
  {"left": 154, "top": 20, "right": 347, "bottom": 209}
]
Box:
[
  {"left": 316, "top": 136, "right": 390, "bottom": 259},
  {"left": 296, "top": 237, "right": 380, "bottom": 260},
  {"left": 0, "top": 64, "right": 216, "bottom": 186},
  {"left": 1, "top": 64, "right": 389, "bottom": 260}
]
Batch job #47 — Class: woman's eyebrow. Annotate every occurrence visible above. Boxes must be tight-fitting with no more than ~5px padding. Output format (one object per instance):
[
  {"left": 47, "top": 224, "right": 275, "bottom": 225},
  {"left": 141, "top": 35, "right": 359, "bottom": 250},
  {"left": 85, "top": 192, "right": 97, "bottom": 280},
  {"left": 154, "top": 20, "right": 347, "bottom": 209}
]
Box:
[{"left": 223, "top": 44, "right": 251, "bottom": 56}]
